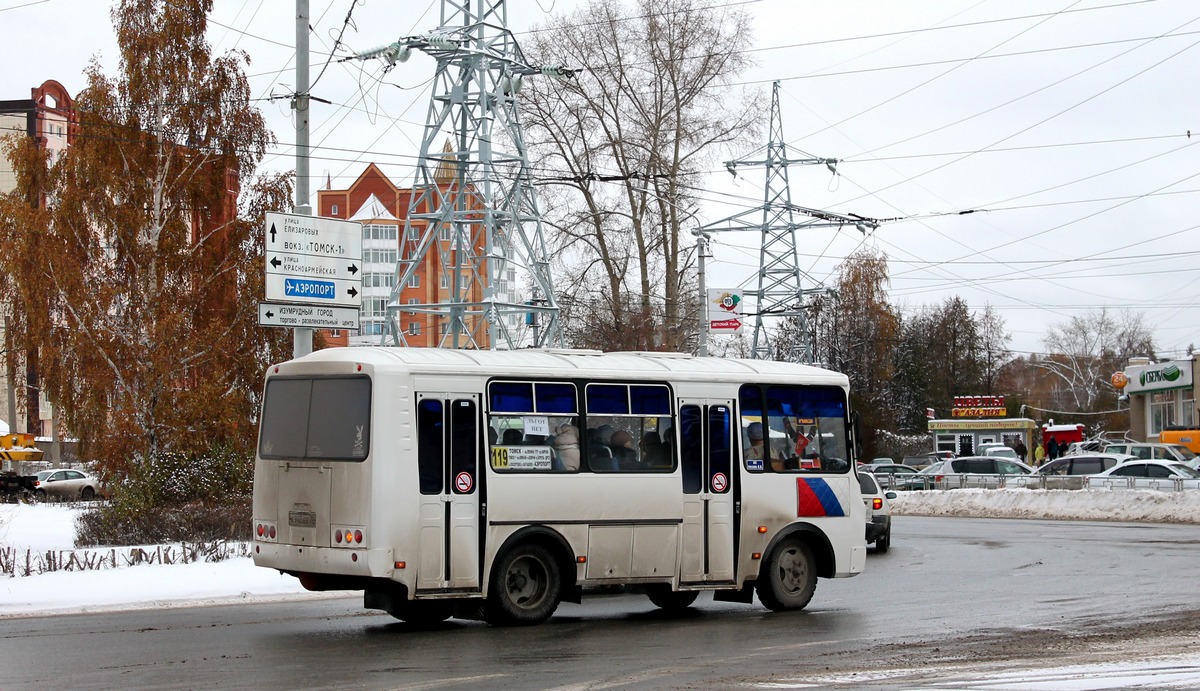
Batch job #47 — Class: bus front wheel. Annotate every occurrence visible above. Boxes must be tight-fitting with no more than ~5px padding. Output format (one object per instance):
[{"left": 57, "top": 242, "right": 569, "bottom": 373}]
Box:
[
  {"left": 484, "top": 543, "right": 562, "bottom": 626},
  {"left": 756, "top": 537, "right": 817, "bottom": 612}
]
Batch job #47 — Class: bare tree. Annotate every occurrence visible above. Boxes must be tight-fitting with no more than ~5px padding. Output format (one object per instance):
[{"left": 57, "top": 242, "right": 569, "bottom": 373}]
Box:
[
  {"left": 1036, "top": 308, "right": 1155, "bottom": 412},
  {"left": 978, "top": 304, "right": 1011, "bottom": 394},
  {"left": 522, "top": 0, "right": 760, "bottom": 351}
]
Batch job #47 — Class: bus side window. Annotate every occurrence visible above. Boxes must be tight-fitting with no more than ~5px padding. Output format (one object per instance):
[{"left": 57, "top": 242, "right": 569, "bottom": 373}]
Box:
[{"left": 417, "top": 399, "right": 444, "bottom": 494}]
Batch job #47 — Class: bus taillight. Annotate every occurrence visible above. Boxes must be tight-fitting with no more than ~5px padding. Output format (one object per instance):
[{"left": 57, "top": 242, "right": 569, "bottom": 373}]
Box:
[
  {"left": 332, "top": 525, "right": 365, "bottom": 547},
  {"left": 254, "top": 520, "right": 277, "bottom": 543}
]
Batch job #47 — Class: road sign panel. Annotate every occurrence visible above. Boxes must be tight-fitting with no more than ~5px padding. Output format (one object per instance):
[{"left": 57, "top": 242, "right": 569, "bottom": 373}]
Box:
[
  {"left": 258, "top": 302, "right": 361, "bottom": 330},
  {"left": 264, "top": 212, "right": 363, "bottom": 308}
]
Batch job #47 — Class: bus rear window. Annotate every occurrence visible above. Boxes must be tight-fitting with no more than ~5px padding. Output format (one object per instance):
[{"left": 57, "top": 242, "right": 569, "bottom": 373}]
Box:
[{"left": 259, "top": 376, "right": 371, "bottom": 461}]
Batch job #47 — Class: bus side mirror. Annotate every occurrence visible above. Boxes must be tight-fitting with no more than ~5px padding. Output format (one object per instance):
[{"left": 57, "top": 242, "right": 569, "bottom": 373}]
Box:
[{"left": 851, "top": 410, "right": 863, "bottom": 462}]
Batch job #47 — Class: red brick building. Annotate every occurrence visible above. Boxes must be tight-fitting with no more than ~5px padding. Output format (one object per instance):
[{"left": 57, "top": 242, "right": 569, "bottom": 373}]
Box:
[{"left": 317, "top": 161, "right": 497, "bottom": 347}]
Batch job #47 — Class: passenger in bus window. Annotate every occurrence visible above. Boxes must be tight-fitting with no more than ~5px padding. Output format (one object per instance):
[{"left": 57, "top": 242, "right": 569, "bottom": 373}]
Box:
[
  {"left": 610, "top": 429, "right": 637, "bottom": 467},
  {"left": 744, "top": 422, "right": 767, "bottom": 461},
  {"left": 502, "top": 428, "right": 523, "bottom": 445},
  {"left": 641, "top": 431, "right": 668, "bottom": 467},
  {"left": 552, "top": 424, "right": 581, "bottom": 471}
]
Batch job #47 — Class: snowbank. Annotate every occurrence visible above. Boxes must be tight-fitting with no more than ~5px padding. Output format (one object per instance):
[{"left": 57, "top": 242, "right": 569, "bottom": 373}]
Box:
[{"left": 891, "top": 488, "right": 1200, "bottom": 523}]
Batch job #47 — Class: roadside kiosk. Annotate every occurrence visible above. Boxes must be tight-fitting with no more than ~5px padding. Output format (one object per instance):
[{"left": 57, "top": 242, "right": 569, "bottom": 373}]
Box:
[{"left": 928, "top": 395, "right": 1036, "bottom": 458}]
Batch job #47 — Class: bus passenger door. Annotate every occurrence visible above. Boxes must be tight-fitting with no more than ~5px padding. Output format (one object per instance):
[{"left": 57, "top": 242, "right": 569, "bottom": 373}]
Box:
[
  {"left": 415, "top": 394, "right": 482, "bottom": 592},
  {"left": 678, "top": 400, "right": 736, "bottom": 585}
]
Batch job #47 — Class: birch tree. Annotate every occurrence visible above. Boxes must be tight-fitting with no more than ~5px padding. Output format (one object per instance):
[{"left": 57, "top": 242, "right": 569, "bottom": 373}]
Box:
[
  {"left": 0, "top": 0, "right": 291, "bottom": 475},
  {"left": 522, "top": 0, "right": 760, "bottom": 351},
  {"left": 1036, "top": 308, "right": 1154, "bottom": 411}
]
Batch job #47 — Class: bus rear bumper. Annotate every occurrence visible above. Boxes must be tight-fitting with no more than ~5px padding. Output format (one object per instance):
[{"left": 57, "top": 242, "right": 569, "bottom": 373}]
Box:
[{"left": 252, "top": 543, "right": 395, "bottom": 581}]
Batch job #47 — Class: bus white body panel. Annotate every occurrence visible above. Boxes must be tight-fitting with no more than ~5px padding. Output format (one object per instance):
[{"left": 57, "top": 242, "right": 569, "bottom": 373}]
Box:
[{"left": 252, "top": 348, "right": 866, "bottom": 624}]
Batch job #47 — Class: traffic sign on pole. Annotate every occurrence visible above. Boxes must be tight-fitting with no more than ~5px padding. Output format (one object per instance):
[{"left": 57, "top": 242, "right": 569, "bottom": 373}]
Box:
[
  {"left": 258, "top": 302, "right": 361, "bottom": 330},
  {"left": 264, "top": 212, "right": 363, "bottom": 308}
]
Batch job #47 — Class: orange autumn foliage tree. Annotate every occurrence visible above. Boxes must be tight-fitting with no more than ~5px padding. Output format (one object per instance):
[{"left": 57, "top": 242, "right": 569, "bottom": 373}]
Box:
[{"left": 0, "top": 0, "right": 291, "bottom": 478}]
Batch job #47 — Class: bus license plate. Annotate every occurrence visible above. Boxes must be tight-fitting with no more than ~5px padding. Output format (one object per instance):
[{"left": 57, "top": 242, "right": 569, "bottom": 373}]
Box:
[{"left": 288, "top": 510, "right": 317, "bottom": 527}]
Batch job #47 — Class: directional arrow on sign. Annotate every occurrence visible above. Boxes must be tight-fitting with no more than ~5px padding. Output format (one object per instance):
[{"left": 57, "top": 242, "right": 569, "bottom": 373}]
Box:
[
  {"left": 270, "top": 257, "right": 282, "bottom": 268},
  {"left": 348, "top": 263, "right": 358, "bottom": 275},
  {"left": 348, "top": 287, "right": 358, "bottom": 298},
  {"left": 269, "top": 223, "right": 277, "bottom": 243},
  {"left": 265, "top": 310, "right": 275, "bottom": 318}
]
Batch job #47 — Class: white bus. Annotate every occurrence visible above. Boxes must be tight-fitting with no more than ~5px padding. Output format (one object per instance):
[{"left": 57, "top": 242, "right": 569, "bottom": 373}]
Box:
[{"left": 252, "top": 348, "right": 867, "bottom": 626}]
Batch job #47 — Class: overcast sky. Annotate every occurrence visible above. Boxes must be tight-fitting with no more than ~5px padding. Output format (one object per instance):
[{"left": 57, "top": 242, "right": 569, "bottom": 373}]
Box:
[{"left": 2, "top": 0, "right": 1198, "bottom": 360}]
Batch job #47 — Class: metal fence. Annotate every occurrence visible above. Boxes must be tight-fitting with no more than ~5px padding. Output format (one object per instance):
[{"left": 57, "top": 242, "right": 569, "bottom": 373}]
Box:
[{"left": 872, "top": 471, "right": 1199, "bottom": 492}]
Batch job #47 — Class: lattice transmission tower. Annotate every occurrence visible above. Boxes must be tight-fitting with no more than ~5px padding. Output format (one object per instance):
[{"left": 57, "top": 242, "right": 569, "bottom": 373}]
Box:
[
  {"left": 355, "top": 1, "right": 569, "bottom": 349},
  {"left": 703, "top": 81, "right": 877, "bottom": 363}
]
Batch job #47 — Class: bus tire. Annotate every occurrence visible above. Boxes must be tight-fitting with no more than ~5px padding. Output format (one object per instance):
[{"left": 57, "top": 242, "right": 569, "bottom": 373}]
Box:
[
  {"left": 756, "top": 537, "right": 817, "bottom": 612},
  {"left": 646, "top": 587, "right": 699, "bottom": 612},
  {"left": 484, "top": 542, "right": 562, "bottom": 626}
]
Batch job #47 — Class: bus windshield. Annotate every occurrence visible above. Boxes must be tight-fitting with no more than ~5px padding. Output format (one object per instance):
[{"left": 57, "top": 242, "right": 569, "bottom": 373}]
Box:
[{"left": 739, "top": 384, "right": 850, "bottom": 473}]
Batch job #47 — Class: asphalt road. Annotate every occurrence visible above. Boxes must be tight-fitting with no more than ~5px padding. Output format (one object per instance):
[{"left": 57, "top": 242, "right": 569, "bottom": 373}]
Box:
[{"left": 5, "top": 516, "right": 1200, "bottom": 689}]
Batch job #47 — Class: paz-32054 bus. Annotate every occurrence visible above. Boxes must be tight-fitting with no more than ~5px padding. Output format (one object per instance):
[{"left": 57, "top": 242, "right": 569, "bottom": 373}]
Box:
[{"left": 252, "top": 348, "right": 866, "bottom": 626}]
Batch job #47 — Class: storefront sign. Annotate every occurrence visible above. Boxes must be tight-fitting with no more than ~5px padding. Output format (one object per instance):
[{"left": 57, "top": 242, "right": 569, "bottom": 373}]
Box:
[
  {"left": 1124, "top": 359, "right": 1193, "bottom": 394},
  {"left": 929, "top": 418, "right": 1037, "bottom": 432},
  {"left": 951, "top": 395, "right": 1006, "bottom": 418}
]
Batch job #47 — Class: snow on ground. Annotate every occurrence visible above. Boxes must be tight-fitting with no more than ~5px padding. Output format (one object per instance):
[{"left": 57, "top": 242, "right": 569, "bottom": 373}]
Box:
[
  {"left": 2, "top": 487, "right": 1200, "bottom": 618},
  {"left": 0, "top": 503, "right": 329, "bottom": 618}
]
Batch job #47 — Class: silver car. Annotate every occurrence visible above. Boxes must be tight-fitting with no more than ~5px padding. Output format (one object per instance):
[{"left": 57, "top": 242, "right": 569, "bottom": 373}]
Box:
[
  {"left": 863, "top": 463, "right": 920, "bottom": 490},
  {"left": 33, "top": 468, "right": 104, "bottom": 501},
  {"left": 922, "top": 456, "right": 1033, "bottom": 490}
]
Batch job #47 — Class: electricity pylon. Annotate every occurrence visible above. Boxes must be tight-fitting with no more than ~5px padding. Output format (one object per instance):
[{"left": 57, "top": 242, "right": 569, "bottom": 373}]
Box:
[
  {"left": 702, "top": 81, "right": 877, "bottom": 363},
  {"left": 355, "top": 1, "right": 569, "bottom": 349}
]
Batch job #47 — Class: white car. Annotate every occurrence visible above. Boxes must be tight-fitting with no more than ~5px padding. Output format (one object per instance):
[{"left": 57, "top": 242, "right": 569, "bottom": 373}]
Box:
[
  {"left": 1089, "top": 460, "right": 1200, "bottom": 490},
  {"left": 977, "top": 443, "right": 1018, "bottom": 461},
  {"left": 1009, "top": 453, "right": 1135, "bottom": 490},
  {"left": 858, "top": 471, "right": 894, "bottom": 552},
  {"left": 1103, "top": 442, "right": 1196, "bottom": 465}
]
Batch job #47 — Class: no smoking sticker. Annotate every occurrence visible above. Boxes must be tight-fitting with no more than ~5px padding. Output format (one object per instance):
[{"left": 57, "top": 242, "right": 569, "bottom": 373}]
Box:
[
  {"left": 454, "top": 471, "right": 474, "bottom": 493},
  {"left": 711, "top": 472, "right": 728, "bottom": 492}
]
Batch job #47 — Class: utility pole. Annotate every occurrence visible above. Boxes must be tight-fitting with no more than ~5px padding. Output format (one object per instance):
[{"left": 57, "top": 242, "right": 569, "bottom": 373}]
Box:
[
  {"left": 292, "top": 0, "right": 313, "bottom": 358},
  {"left": 355, "top": 1, "right": 569, "bottom": 350},
  {"left": 694, "top": 230, "right": 711, "bottom": 357},
  {"left": 702, "top": 81, "right": 877, "bottom": 363}
]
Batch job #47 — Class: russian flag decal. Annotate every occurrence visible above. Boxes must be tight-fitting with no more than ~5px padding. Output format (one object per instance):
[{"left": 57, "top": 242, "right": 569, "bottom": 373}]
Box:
[{"left": 797, "top": 478, "right": 846, "bottom": 517}]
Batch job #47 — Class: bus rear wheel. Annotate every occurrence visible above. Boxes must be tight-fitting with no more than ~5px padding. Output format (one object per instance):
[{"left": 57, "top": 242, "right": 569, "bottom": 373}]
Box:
[
  {"left": 646, "top": 587, "right": 699, "bottom": 612},
  {"left": 484, "top": 543, "right": 561, "bottom": 626},
  {"left": 756, "top": 537, "right": 817, "bottom": 612}
]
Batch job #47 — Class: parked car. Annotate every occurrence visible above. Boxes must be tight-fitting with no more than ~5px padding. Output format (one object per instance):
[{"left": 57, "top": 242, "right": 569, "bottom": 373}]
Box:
[
  {"left": 1102, "top": 442, "right": 1196, "bottom": 465},
  {"left": 863, "top": 463, "right": 920, "bottom": 490},
  {"left": 1012, "top": 453, "right": 1135, "bottom": 489},
  {"left": 1089, "top": 460, "right": 1200, "bottom": 490},
  {"left": 917, "top": 456, "right": 1033, "bottom": 490},
  {"left": 977, "top": 444, "right": 1018, "bottom": 461},
  {"left": 858, "top": 471, "right": 894, "bottom": 552},
  {"left": 32, "top": 468, "right": 104, "bottom": 501},
  {"left": 901, "top": 453, "right": 946, "bottom": 470}
]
